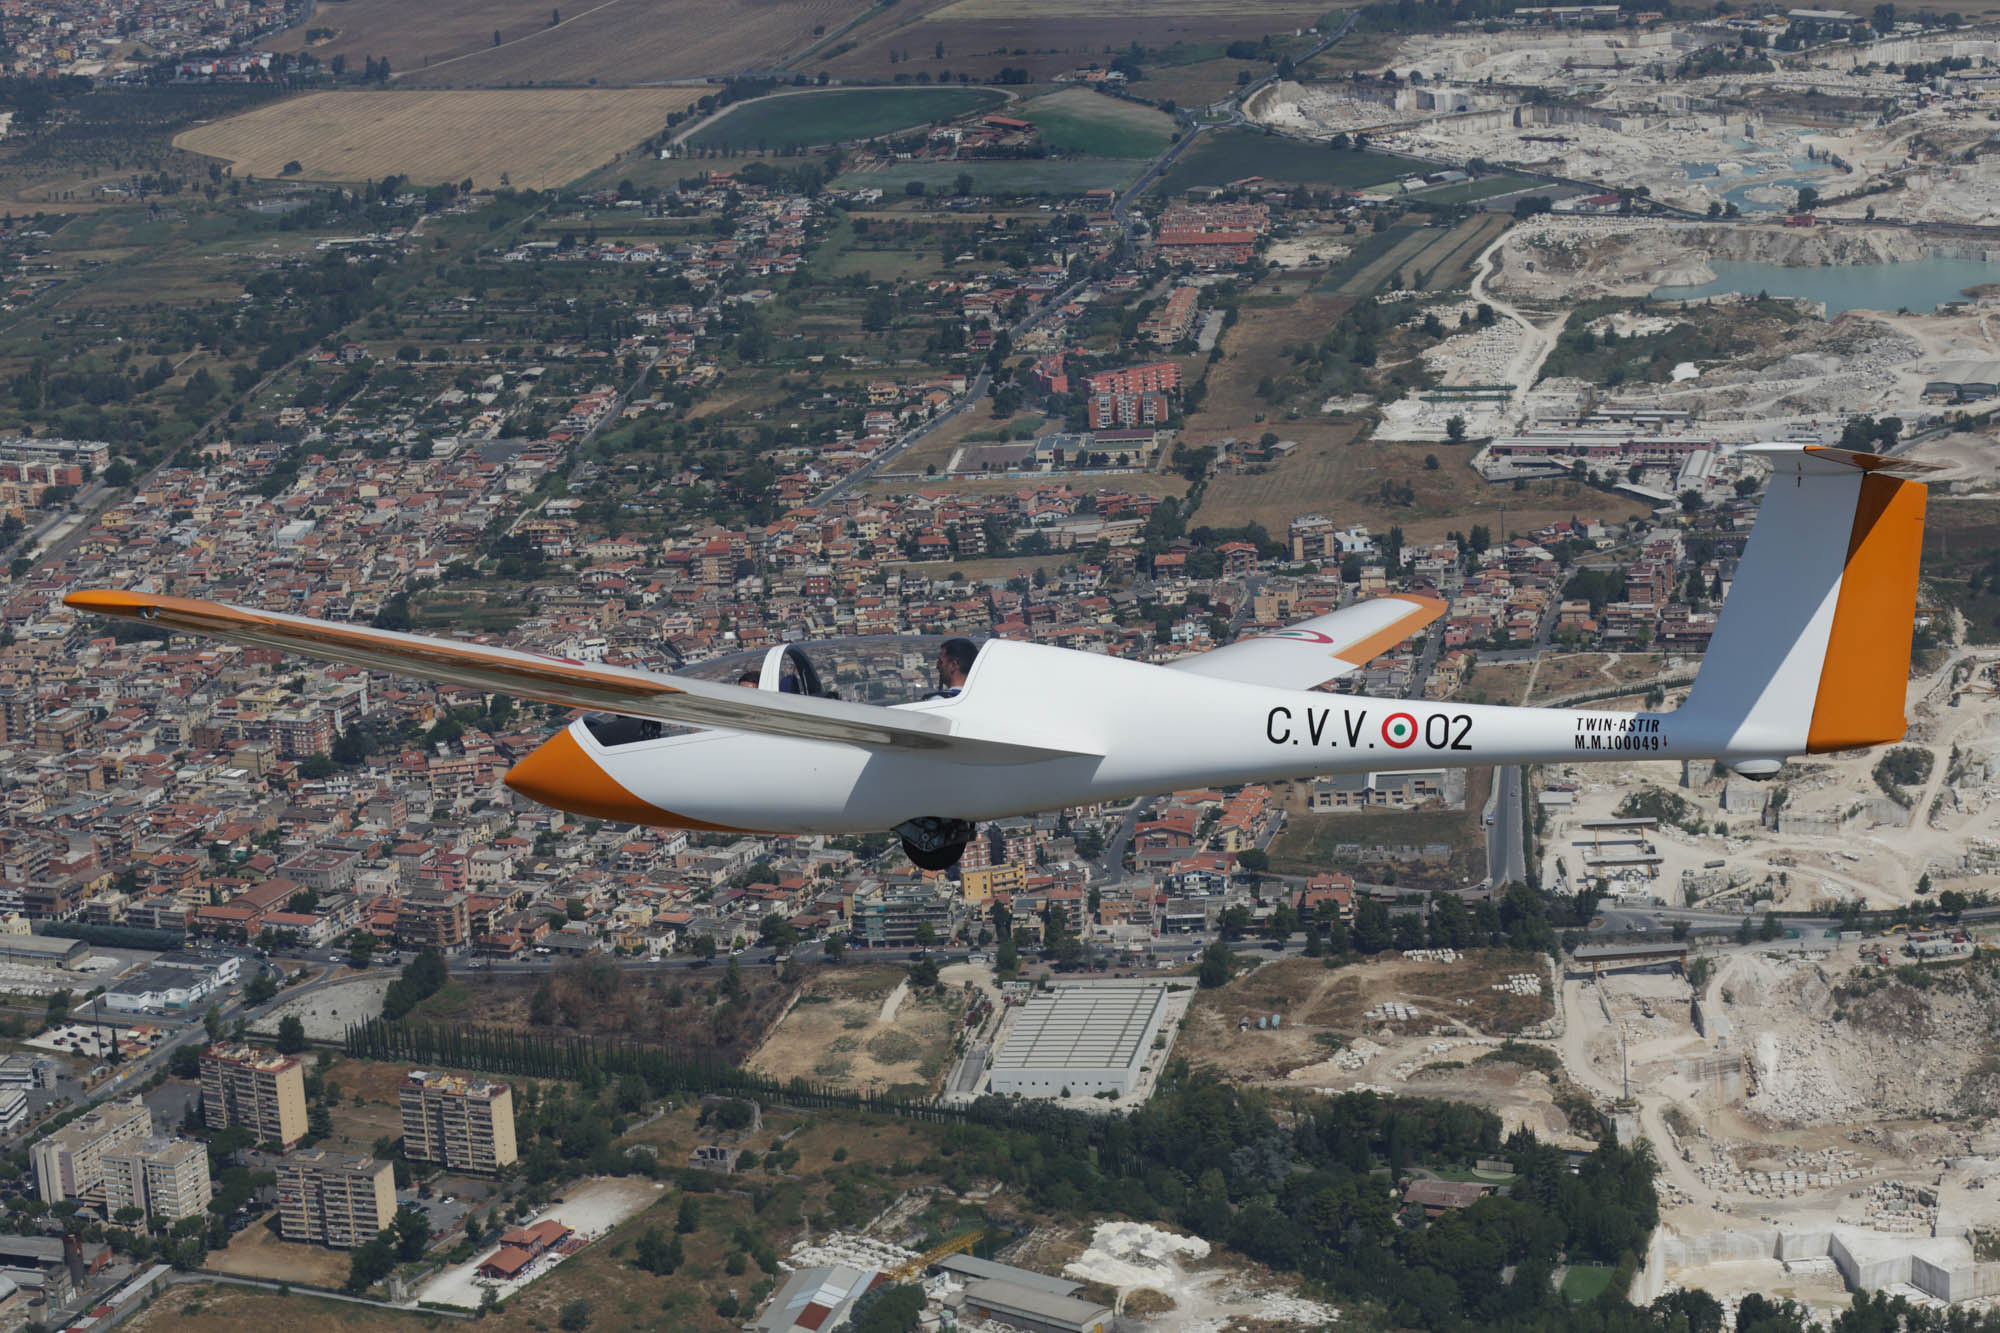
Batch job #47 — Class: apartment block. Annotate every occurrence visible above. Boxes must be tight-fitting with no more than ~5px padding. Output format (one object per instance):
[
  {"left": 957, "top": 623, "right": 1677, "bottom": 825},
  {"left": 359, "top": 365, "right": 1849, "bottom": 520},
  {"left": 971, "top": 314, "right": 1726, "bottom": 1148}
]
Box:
[
  {"left": 276, "top": 1151, "right": 396, "bottom": 1249},
  {"left": 102, "top": 1137, "right": 213, "bottom": 1223},
  {"left": 395, "top": 890, "right": 469, "bottom": 952},
  {"left": 400, "top": 1070, "right": 517, "bottom": 1174},
  {"left": 200, "top": 1044, "right": 307, "bottom": 1147},
  {"left": 31, "top": 1097, "right": 152, "bottom": 1205}
]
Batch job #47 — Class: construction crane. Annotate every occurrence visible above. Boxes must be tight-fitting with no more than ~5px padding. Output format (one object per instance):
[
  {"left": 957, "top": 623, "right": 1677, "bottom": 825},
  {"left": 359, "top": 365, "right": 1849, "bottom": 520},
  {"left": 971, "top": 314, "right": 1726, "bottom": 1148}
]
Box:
[{"left": 886, "top": 1230, "right": 981, "bottom": 1283}]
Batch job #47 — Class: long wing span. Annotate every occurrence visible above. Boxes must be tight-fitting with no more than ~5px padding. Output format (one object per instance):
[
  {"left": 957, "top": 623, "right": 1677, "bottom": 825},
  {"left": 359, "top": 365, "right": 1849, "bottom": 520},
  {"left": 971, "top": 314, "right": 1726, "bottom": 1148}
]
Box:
[
  {"left": 1167, "top": 595, "right": 1447, "bottom": 691},
  {"left": 64, "top": 590, "right": 1091, "bottom": 763}
]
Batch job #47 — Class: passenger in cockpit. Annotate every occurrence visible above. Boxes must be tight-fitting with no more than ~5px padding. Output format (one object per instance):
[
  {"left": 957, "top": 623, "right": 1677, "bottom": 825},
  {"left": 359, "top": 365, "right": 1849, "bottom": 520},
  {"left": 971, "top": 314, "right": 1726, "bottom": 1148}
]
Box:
[{"left": 933, "top": 638, "right": 978, "bottom": 698}]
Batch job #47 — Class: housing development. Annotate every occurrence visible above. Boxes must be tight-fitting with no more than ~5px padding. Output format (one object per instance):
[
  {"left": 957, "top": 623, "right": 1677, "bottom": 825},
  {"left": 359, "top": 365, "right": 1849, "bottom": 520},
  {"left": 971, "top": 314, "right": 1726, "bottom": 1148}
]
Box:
[{"left": 0, "top": 0, "right": 1996, "bottom": 1330}]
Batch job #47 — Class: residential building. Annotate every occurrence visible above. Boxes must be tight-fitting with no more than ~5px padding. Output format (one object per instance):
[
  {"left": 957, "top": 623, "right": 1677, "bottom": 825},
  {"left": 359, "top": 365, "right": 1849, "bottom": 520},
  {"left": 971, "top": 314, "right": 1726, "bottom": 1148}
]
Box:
[
  {"left": 201, "top": 1044, "right": 308, "bottom": 1147},
  {"left": 31, "top": 1098, "right": 152, "bottom": 1205},
  {"left": 400, "top": 1070, "right": 518, "bottom": 1174},
  {"left": 396, "top": 890, "right": 470, "bottom": 952},
  {"left": 102, "top": 1137, "right": 213, "bottom": 1223},
  {"left": 276, "top": 1151, "right": 396, "bottom": 1249}
]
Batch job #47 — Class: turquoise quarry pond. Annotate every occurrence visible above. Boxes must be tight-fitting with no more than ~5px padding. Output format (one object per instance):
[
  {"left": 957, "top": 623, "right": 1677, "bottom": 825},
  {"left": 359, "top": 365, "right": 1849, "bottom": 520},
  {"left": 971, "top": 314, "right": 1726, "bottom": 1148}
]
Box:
[{"left": 1652, "top": 257, "right": 1999, "bottom": 315}]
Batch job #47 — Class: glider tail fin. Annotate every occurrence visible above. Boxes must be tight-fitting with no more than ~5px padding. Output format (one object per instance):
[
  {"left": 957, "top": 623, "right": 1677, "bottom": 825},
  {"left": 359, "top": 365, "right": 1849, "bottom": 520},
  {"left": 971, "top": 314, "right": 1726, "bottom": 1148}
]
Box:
[{"left": 1680, "top": 444, "right": 1932, "bottom": 771}]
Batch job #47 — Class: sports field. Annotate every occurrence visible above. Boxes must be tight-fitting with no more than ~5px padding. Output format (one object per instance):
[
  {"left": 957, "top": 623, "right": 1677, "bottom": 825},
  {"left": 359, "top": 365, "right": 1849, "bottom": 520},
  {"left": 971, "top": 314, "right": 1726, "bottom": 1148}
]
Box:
[
  {"left": 686, "top": 87, "right": 1006, "bottom": 150},
  {"left": 1021, "top": 88, "right": 1175, "bottom": 158},
  {"left": 175, "top": 89, "right": 701, "bottom": 189},
  {"left": 1155, "top": 129, "right": 1408, "bottom": 193}
]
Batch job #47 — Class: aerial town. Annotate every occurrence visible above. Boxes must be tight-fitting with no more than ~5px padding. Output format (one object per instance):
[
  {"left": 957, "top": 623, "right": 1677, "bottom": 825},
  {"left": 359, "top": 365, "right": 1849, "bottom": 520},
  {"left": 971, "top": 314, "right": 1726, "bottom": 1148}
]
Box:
[{"left": 0, "top": 0, "right": 1994, "bottom": 1330}]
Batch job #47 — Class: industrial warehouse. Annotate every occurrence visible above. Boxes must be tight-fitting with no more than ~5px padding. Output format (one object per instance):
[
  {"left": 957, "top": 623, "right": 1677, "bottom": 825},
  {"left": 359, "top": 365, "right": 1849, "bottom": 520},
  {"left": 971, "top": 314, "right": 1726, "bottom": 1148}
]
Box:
[{"left": 988, "top": 983, "right": 1175, "bottom": 1099}]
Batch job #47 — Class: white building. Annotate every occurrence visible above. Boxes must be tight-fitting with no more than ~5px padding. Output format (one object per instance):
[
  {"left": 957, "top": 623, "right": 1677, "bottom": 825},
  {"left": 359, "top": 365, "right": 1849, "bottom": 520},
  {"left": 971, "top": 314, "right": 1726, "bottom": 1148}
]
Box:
[{"left": 989, "top": 985, "right": 1170, "bottom": 1099}]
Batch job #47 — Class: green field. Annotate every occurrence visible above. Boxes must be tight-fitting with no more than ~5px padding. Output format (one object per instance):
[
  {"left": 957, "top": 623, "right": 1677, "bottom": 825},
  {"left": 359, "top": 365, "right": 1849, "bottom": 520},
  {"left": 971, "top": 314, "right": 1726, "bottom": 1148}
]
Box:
[
  {"left": 1403, "top": 175, "right": 1544, "bottom": 205},
  {"left": 1020, "top": 89, "right": 1175, "bottom": 158},
  {"left": 1155, "top": 130, "right": 1408, "bottom": 193},
  {"left": 836, "top": 158, "right": 1149, "bottom": 196},
  {"left": 686, "top": 87, "right": 1007, "bottom": 150},
  {"left": 1561, "top": 1265, "right": 1617, "bottom": 1303}
]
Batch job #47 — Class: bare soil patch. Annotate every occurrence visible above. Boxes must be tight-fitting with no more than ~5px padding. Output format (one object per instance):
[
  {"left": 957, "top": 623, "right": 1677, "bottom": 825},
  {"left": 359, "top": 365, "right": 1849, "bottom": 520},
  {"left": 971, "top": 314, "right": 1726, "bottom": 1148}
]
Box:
[
  {"left": 204, "top": 1214, "right": 353, "bottom": 1287},
  {"left": 747, "top": 966, "right": 964, "bottom": 1098}
]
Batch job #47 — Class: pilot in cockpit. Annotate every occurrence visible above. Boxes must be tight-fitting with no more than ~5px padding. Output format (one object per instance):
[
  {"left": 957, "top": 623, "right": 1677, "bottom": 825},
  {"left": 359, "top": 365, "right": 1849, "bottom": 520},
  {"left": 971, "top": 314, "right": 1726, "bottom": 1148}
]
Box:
[{"left": 933, "top": 638, "right": 978, "bottom": 699}]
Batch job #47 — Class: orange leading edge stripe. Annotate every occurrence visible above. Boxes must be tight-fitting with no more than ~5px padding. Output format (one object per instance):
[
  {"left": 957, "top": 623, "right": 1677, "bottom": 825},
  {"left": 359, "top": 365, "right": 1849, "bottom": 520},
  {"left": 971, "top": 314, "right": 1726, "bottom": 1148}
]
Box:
[
  {"left": 1806, "top": 473, "right": 1925, "bottom": 753},
  {"left": 63, "top": 589, "right": 686, "bottom": 702},
  {"left": 1332, "top": 595, "right": 1450, "bottom": 669}
]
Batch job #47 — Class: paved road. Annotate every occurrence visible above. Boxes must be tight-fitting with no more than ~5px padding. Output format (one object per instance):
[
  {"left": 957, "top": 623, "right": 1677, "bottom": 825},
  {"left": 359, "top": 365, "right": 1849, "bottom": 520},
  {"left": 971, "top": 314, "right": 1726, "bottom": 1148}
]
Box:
[{"left": 1485, "top": 765, "right": 1526, "bottom": 889}]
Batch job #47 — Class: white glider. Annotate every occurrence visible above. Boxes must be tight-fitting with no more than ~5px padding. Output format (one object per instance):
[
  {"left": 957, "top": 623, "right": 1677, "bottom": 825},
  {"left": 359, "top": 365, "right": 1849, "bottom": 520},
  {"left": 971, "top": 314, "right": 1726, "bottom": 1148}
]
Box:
[{"left": 67, "top": 443, "right": 1932, "bottom": 868}]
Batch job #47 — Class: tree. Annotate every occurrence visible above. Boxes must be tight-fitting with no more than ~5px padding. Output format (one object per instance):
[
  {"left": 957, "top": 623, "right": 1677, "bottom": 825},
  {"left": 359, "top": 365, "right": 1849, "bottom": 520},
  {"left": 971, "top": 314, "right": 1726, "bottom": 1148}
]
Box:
[
  {"left": 1217, "top": 905, "right": 1252, "bottom": 940},
  {"left": 558, "top": 1299, "right": 591, "bottom": 1331},
  {"left": 1236, "top": 848, "right": 1268, "bottom": 874},
  {"left": 1759, "top": 912, "right": 1782, "bottom": 941},
  {"left": 276, "top": 1015, "right": 307, "bottom": 1054},
  {"left": 676, "top": 1197, "right": 700, "bottom": 1234},
  {"left": 202, "top": 1004, "right": 223, "bottom": 1042},
  {"left": 347, "top": 934, "right": 376, "bottom": 970},
  {"left": 822, "top": 931, "right": 845, "bottom": 961},
  {"left": 635, "top": 1226, "right": 681, "bottom": 1274},
  {"left": 1446, "top": 415, "right": 1467, "bottom": 443},
  {"left": 1197, "top": 940, "right": 1233, "bottom": 988},
  {"left": 1352, "top": 899, "right": 1394, "bottom": 954},
  {"left": 344, "top": 1235, "right": 396, "bottom": 1292},
  {"left": 1796, "top": 185, "right": 1819, "bottom": 213},
  {"left": 244, "top": 972, "right": 278, "bottom": 1006}
]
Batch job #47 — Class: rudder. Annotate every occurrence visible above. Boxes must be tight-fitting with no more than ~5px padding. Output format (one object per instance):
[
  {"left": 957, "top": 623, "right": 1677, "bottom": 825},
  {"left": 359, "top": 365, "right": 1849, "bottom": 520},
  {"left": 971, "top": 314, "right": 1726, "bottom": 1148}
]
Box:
[
  {"left": 1681, "top": 444, "right": 1933, "bottom": 767},
  {"left": 1806, "top": 471, "right": 1926, "bottom": 752}
]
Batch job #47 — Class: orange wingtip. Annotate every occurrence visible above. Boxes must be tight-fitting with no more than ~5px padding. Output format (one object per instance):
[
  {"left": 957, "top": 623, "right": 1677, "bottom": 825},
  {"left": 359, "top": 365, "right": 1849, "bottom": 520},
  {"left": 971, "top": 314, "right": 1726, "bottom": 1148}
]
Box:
[
  {"left": 65, "top": 589, "right": 167, "bottom": 616},
  {"left": 1332, "top": 595, "right": 1450, "bottom": 668}
]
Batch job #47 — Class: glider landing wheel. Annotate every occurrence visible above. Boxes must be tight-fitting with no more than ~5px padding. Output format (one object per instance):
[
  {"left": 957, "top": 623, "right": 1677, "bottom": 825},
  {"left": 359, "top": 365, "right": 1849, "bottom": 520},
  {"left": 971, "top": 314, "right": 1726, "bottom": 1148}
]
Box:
[{"left": 895, "top": 816, "right": 975, "bottom": 872}]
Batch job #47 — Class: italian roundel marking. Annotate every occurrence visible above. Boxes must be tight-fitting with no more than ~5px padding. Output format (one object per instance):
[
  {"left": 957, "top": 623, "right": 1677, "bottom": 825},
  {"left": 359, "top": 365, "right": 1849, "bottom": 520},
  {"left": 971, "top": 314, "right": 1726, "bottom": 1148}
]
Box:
[
  {"left": 1382, "top": 712, "right": 1418, "bottom": 748},
  {"left": 1254, "top": 629, "right": 1336, "bottom": 644}
]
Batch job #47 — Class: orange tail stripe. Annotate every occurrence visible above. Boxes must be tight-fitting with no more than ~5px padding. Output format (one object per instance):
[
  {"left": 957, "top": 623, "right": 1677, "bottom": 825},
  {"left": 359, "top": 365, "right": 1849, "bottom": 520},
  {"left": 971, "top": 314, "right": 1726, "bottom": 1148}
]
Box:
[{"left": 1806, "top": 473, "right": 1925, "bottom": 753}]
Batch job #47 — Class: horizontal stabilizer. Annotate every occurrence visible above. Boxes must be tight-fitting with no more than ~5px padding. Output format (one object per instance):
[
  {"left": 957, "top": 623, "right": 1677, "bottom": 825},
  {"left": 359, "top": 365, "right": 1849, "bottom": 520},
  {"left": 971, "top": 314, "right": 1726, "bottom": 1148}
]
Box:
[{"left": 1168, "top": 595, "right": 1446, "bottom": 690}]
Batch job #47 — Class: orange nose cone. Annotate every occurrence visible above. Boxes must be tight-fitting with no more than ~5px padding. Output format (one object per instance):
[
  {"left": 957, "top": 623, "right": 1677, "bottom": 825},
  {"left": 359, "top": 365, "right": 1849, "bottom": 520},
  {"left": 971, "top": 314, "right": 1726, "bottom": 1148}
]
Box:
[
  {"left": 504, "top": 727, "right": 671, "bottom": 826},
  {"left": 504, "top": 727, "right": 759, "bottom": 832}
]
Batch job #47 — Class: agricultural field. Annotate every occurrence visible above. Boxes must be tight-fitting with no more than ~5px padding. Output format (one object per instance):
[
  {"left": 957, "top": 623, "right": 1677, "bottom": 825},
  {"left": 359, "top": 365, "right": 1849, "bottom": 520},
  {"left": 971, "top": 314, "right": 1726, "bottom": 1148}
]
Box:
[
  {"left": 1141, "top": 56, "right": 1276, "bottom": 110},
  {"left": 1020, "top": 88, "right": 1176, "bottom": 158},
  {"left": 837, "top": 158, "right": 1150, "bottom": 195},
  {"left": 685, "top": 87, "right": 1006, "bottom": 151},
  {"left": 1154, "top": 130, "right": 1408, "bottom": 193},
  {"left": 746, "top": 966, "right": 965, "bottom": 1099},
  {"left": 174, "top": 89, "right": 702, "bottom": 189},
  {"left": 818, "top": 0, "right": 1341, "bottom": 82},
  {"left": 394, "top": 0, "right": 878, "bottom": 87},
  {"left": 266, "top": 0, "right": 563, "bottom": 72}
]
